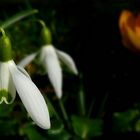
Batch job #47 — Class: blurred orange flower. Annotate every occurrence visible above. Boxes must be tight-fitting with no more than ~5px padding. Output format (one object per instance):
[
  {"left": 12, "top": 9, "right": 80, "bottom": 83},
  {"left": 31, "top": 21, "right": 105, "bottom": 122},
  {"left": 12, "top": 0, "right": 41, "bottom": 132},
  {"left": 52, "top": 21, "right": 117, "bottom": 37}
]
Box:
[{"left": 119, "top": 10, "right": 140, "bottom": 52}]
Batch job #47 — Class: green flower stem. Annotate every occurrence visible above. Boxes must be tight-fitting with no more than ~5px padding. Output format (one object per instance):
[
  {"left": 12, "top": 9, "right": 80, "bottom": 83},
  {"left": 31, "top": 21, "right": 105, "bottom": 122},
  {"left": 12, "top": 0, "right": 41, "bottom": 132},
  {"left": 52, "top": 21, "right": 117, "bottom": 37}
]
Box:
[
  {"left": 58, "top": 99, "right": 69, "bottom": 122},
  {"left": 45, "top": 97, "right": 60, "bottom": 120},
  {"left": 87, "top": 98, "right": 95, "bottom": 118},
  {"left": 77, "top": 75, "right": 86, "bottom": 116},
  {"left": 58, "top": 99, "right": 72, "bottom": 130},
  {"left": 78, "top": 86, "right": 85, "bottom": 116},
  {"left": 97, "top": 93, "right": 109, "bottom": 117},
  {"left": 0, "top": 28, "right": 5, "bottom": 36},
  {"left": 38, "top": 20, "right": 46, "bottom": 28}
]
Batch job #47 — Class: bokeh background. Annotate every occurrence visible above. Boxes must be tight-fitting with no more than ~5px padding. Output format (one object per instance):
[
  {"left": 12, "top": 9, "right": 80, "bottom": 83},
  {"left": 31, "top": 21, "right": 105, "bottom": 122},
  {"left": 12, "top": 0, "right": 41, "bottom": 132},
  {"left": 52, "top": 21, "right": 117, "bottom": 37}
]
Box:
[{"left": 1, "top": 0, "right": 140, "bottom": 139}]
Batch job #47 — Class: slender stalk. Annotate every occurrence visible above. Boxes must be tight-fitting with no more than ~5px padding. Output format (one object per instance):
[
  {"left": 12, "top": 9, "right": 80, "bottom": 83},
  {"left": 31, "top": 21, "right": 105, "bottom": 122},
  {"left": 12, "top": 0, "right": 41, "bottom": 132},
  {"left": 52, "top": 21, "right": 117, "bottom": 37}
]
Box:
[
  {"left": 78, "top": 74, "right": 86, "bottom": 116},
  {"left": 58, "top": 99, "right": 73, "bottom": 130},
  {"left": 58, "top": 99, "right": 69, "bottom": 122},
  {"left": 78, "top": 86, "right": 86, "bottom": 116},
  {"left": 97, "top": 93, "right": 109, "bottom": 117},
  {"left": 45, "top": 97, "right": 60, "bottom": 120},
  {"left": 87, "top": 98, "right": 95, "bottom": 117},
  {"left": 25, "top": 0, "right": 32, "bottom": 10}
]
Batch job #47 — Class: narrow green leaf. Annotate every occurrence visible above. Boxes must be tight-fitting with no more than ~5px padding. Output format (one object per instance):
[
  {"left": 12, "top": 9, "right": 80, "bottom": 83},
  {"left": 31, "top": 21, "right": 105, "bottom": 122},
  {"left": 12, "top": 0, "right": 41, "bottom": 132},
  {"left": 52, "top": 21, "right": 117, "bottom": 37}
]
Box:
[
  {"left": 78, "top": 85, "right": 85, "bottom": 116},
  {"left": 45, "top": 97, "right": 60, "bottom": 120},
  {"left": 0, "top": 9, "right": 38, "bottom": 29}
]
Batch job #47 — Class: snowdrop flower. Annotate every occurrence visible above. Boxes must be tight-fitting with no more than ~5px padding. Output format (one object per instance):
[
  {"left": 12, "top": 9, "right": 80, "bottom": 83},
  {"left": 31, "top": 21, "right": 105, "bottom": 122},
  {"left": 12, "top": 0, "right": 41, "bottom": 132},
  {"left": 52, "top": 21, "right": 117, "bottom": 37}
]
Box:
[
  {"left": 0, "top": 28, "right": 50, "bottom": 129},
  {"left": 18, "top": 23, "right": 78, "bottom": 99}
]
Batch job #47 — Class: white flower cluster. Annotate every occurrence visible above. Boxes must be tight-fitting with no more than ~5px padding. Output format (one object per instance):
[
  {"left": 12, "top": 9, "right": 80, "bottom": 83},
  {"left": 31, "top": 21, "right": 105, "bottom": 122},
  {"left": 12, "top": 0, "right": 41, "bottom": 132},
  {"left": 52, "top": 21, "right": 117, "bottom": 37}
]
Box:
[{"left": 0, "top": 26, "right": 78, "bottom": 129}]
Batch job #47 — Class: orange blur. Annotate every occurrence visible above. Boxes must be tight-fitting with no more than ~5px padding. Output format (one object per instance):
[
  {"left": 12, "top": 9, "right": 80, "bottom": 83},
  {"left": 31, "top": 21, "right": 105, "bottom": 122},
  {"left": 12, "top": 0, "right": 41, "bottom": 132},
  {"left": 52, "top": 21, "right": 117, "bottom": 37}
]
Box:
[{"left": 119, "top": 10, "right": 140, "bottom": 52}]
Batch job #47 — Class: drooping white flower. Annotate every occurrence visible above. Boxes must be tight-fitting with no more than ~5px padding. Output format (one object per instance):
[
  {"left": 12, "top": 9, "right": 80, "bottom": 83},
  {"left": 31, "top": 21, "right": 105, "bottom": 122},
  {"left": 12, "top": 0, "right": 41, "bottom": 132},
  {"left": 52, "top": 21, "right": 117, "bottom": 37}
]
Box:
[
  {"left": 18, "top": 45, "right": 78, "bottom": 99},
  {"left": 0, "top": 60, "right": 50, "bottom": 129},
  {"left": 0, "top": 28, "right": 50, "bottom": 129}
]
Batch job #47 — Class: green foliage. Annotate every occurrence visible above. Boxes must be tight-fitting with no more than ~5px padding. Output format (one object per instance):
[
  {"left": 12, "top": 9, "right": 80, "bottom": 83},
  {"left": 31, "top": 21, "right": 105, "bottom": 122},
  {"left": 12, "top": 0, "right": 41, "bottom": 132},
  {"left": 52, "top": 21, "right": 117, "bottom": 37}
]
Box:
[
  {"left": 113, "top": 109, "right": 140, "bottom": 132},
  {"left": 47, "top": 129, "right": 71, "bottom": 140},
  {"left": 71, "top": 115, "right": 103, "bottom": 139},
  {"left": 0, "top": 9, "right": 38, "bottom": 29},
  {"left": 21, "top": 125, "right": 46, "bottom": 140},
  {"left": 0, "top": 104, "right": 18, "bottom": 136},
  {"left": 47, "top": 119, "right": 64, "bottom": 135}
]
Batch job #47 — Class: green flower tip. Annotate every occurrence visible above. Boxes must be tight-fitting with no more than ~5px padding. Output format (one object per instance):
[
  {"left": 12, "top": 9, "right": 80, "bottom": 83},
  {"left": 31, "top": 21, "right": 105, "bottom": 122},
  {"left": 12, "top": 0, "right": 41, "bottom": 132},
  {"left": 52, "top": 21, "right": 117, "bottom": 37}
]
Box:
[
  {"left": 0, "top": 28, "right": 12, "bottom": 62},
  {"left": 0, "top": 90, "right": 12, "bottom": 104},
  {"left": 39, "top": 20, "right": 52, "bottom": 45}
]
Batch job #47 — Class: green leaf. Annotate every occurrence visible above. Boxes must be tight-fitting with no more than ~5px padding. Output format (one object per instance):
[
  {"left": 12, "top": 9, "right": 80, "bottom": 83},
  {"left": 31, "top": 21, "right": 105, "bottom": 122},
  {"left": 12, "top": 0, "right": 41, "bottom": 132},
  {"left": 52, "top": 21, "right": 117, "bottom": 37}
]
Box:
[
  {"left": 78, "top": 84, "right": 85, "bottom": 116},
  {"left": 48, "top": 129, "right": 71, "bottom": 140},
  {"left": 0, "top": 9, "right": 38, "bottom": 29},
  {"left": 113, "top": 109, "right": 139, "bottom": 132},
  {"left": 135, "top": 119, "right": 140, "bottom": 132},
  {"left": 47, "top": 119, "right": 64, "bottom": 135},
  {"left": 21, "top": 125, "right": 46, "bottom": 140},
  {"left": 0, "top": 103, "right": 15, "bottom": 117},
  {"left": 71, "top": 116, "right": 103, "bottom": 139},
  {"left": 0, "top": 120, "right": 17, "bottom": 136},
  {"left": 47, "top": 119, "right": 71, "bottom": 140},
  {"left": 45, "top": 97, "right": 60, "bottom": 119}
]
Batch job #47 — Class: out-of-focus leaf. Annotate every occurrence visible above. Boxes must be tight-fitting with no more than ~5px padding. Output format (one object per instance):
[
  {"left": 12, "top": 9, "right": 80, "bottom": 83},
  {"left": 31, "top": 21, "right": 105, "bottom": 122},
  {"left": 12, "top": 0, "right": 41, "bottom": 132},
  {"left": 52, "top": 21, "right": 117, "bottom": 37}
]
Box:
[
  {"left": 0, "top": 9, "right": 38, "bottom": 29},
  {"left": 71, "top": 115, "right": 103, "bottom": 139},
  {"left": 47, "top": 119, "right": 64, "bottom": 135},
  {"left": 0, "top": 120, "right": 17, "bottom": 136},
  {"left": 113, "top": 109, "right": 139, "bottom": 132},
  {"left": 135, "top": 119, "right": 140, "bottom": 132},
  {"left": 47, "top": 119, "right": 71, "bottom": 140},
  {"left": 45, "top": 97, "right": 60, "bottom": 119},
  {"left": 0, "top": 104, "right": 13, "bottom": 117},
  {"left": 21, "top": 125, "right": 46, "bottom": 140},
  {"left": 48, "top": 129, "right": 71, "bottom": 140},
  {"left": 77, "top": 82, "right": 85, "bottom": 116}
]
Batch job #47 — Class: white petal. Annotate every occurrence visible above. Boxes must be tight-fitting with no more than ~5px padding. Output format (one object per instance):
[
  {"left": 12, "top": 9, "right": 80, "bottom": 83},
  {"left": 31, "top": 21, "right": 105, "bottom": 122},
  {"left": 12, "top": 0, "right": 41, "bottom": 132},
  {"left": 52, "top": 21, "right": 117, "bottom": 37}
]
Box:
[
  {"left": 18, "top": 53, "right": 37, "bottom": 68},
  {"left": 41, "top": 45, "right": 62, "bottom": 99},
  {"left": 0, "top": 62, "right": 10, "bottom": 90},
  {"left": 56, "top": 50, "right": 78, "bottom": 75},
  {"left": 8, "top": 73, "right": 16, "bottom": 103},
  {"left": 17, "top": 66, "right": 31, "bottom": 80},
  {"left": 39, "top": 45, "right": 53, "bottom": 63},
  {"left": 0, "top": 62, "right": 16, "bottom": 104},
  {"left": 8, "top": 60, "right": 50, "bottom": 129}
]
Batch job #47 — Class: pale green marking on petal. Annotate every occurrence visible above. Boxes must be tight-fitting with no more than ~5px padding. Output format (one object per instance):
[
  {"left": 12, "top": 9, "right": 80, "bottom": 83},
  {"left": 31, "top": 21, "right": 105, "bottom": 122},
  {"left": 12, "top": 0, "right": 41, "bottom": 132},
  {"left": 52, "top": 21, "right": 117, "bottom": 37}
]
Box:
[{"left": 0, "top": 89, "right": 13, "bottom": 104}]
